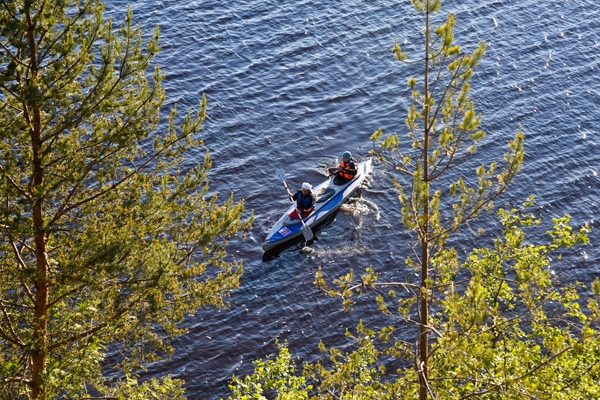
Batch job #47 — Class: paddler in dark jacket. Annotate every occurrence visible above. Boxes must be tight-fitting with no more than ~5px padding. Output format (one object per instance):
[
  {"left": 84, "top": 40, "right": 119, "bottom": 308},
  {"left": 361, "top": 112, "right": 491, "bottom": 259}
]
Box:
[
  {"left": 288, "top": 182, "right": 316, "bottom": 219},
  {"left": 330, "top": 151, "right": 357, "bottom": 184}
]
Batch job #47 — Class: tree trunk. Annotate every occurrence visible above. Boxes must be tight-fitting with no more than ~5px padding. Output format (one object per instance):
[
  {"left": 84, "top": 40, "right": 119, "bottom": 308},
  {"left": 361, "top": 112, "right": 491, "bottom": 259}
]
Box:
[
  {"left": 26, "top": 5, "right": 49, "bottom": 397},
  {"left": 418, "top": 5, "right": 431, "bottom": 400},
  {"left": 30, "top": 98, "right": 49, "bottom": 400},
  {"left": 31, "top": 205, "right": 49, "bottom": 399},
  {"left": 419, "top": 243, "right": 429, "bottom": 400}
]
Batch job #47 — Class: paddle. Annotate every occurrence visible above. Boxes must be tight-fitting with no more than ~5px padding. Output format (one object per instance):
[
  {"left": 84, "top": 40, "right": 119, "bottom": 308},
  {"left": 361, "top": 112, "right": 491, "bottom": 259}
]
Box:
[
  {"left": 327, "top": 157, "right": 339, "bottom": 177},
  {"left": 275, "top": 168, "right": 314, "bottom": 242}
]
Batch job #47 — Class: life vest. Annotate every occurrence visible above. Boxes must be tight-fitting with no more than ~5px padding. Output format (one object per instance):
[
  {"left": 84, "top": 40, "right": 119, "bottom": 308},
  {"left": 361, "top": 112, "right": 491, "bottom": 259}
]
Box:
[
  {"left": 338, "top": 159, "right": 357, "bottom": 180},
  {"left": 294, "top": 190, "right": 315, "bottom": 213}
]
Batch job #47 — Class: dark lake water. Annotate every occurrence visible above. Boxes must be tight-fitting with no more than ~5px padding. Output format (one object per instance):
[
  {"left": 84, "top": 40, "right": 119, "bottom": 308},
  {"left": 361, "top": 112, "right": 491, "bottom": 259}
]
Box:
[{"left": 104, "top": 0, "right": 600, "bottom": 398}]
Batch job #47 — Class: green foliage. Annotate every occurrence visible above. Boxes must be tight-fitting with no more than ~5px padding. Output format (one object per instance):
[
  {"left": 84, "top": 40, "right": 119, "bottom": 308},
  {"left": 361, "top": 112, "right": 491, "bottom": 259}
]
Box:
[
  {"left": 432, "top": 204, "right": 598, "bottom": 399},
  {"left": 226, "top": 342, "right": 311, "bottom": 400},
  {"left": 101, "top": 374, "right": 187, "bottom": 400},
  {"left": 0, "top": 0, "right": 251, "bottom": 398},
  {"left": 309, "top": 328, "right": 386, "bottom": 400},
  {"left": 230, "top": 204, "right": 600, "bottom": 399}
]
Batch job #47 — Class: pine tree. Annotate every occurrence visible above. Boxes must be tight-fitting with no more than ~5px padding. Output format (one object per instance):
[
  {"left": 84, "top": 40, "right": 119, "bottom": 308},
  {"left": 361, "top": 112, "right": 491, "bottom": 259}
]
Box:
[
  {"left": 0, "top": 1, "right": 251, "bottom": 398},
  {"left": 367, "top": 1, "right": 524, "bottom": 397}
]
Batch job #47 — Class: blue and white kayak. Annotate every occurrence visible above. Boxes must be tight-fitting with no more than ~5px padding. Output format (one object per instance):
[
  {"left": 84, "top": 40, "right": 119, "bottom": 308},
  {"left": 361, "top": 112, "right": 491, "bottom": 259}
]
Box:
[{"left": 262, "top": 158, "right": 372, "bottom": 251}]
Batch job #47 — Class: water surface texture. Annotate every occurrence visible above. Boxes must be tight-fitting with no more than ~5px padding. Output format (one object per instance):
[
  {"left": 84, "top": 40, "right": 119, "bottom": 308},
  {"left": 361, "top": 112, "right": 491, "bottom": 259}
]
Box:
[{"left": 104, "top": 0, "right": 600, "bottom": 397}]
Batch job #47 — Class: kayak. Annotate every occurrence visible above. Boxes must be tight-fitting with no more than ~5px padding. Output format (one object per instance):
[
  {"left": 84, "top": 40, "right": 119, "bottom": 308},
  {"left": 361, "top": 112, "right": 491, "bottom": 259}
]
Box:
[{"left": 262, "top": 158, "right": 372, "bottom": 251}]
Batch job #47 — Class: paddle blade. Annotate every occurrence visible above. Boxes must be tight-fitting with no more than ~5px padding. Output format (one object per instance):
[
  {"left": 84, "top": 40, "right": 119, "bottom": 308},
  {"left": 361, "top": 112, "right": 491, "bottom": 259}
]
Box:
[
  {"left": 275, "top": 168, "right": 286, "bottom": 183},
  {"left": 301, "top": 223, "right": 314, "bottom": 241}
]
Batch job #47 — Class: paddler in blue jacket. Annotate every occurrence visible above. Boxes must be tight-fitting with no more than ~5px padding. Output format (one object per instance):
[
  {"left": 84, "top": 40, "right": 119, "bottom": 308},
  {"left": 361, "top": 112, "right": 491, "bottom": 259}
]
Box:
[{"left": 288, "top": 182, "right": 316, "bottom": 219}]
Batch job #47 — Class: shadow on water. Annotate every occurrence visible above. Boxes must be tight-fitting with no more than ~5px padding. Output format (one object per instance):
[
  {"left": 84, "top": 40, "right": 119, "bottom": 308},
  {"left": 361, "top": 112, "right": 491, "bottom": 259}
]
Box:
[
  {"left": 261, "top": 207, "right": 345, "bottom": 262},
  {"left": 261, "top": 237, "right": 311, "bottom": 262}
]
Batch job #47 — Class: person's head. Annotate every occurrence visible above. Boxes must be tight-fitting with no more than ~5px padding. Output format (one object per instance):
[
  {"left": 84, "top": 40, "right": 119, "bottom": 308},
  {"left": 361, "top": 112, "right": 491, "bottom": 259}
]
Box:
[
  {"left": 302, "top": 182, "right": 312, "bottom": 193},
  {"left": 342, "top": 151, "right": 352, "bottom": 161}
]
